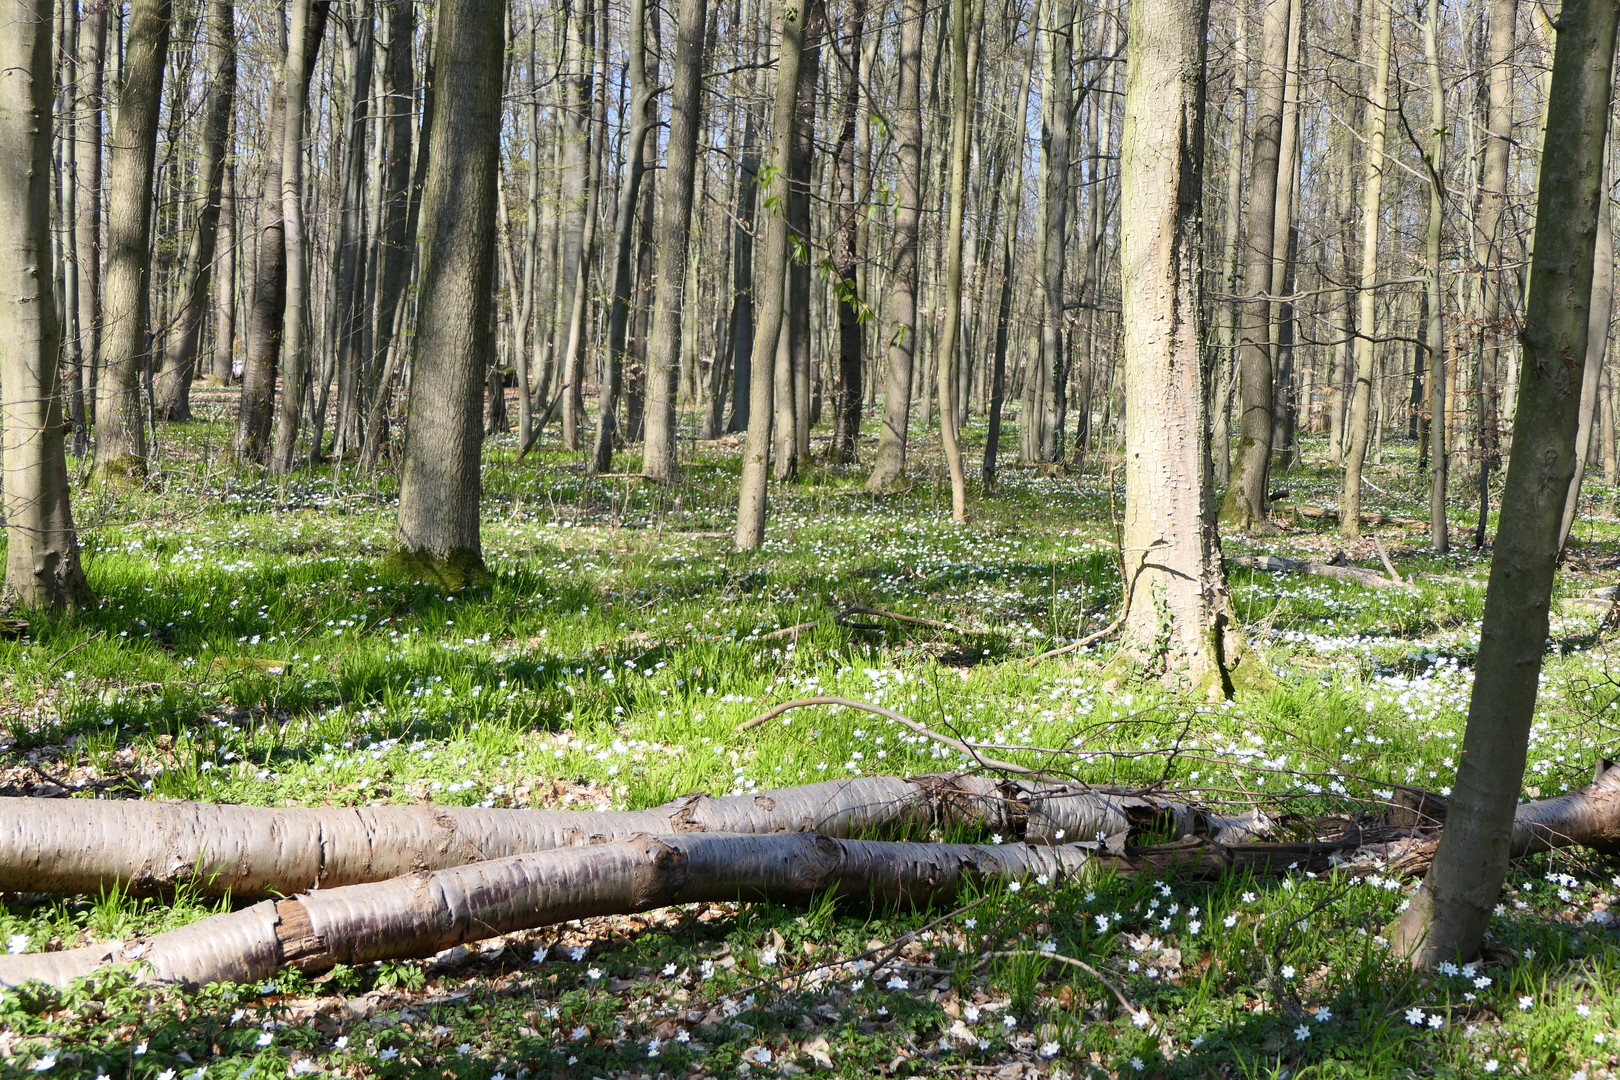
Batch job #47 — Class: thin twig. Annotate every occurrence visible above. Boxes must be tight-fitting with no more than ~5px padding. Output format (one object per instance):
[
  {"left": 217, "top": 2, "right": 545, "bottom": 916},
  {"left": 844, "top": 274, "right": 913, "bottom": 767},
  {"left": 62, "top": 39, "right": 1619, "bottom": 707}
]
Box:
[
  {"left": 734, "top": 695, "right": 1038, "bottom": 775},
  {"left": 1022, "top": 468, "right": 1130, "bottom": 664}
]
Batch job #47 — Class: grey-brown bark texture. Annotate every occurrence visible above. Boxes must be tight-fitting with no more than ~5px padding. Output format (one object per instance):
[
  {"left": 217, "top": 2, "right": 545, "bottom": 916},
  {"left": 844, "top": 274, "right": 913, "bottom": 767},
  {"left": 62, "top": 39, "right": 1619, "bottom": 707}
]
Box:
[
  {"left": 0, "top": 774, "right": 1258, "bottom": 899},
  {"left": 269, "top": 0, "right": 316, "bottom": 474},
  {"left": 1390, "top": 0, "right": 1620, "bottom": 966},
  {"left": 1118, "top": 0, "right": 1229, "bottom": 692},
  {"left": 1474, "top": 0, "right": 1514, "bottom": 548},
  {"left": 90, "top": 0, "right": 171, "bottom": 485},
  {"left": 1, "top": 0, "right": 90, "bottom": 610},
  {"left": 10, "top": 766, "right": 1620, "bottom": 990},
  {"left": 154, "top": 0, "right": 235, "bottom": 423},
  {"left": 735, "top": 0, "right": 808, "bottom": 548},
  {"left": 389, "top": 0, "right": 506, "bottom": 587},
  {"left": 1218, "top": 0, "right": 1289, "bottom": 532},
  {"left": 1338, "top": 0, "right": 1393, "bottom": 541},
  {"left": 639, "top": 0, "right": 708, "bottom": 479},
  {"left": 865, "top": 0, "right": 923, "bottom": 492}
]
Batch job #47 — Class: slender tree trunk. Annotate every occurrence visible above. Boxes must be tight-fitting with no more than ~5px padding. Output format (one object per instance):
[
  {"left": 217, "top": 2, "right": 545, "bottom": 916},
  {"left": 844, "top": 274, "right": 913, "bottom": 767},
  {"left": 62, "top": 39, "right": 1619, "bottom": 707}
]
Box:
[
  {"left": 1218, "top": 0, "right": 1289, "bottom": 531},
  {"left": 212, "top": 164, "right": 236, "bottom": 385},
  {"left": 864, "top": 0, "right": 923, "bottom": 491},
  {"left": 1559, "top": 138, "right": 1614, "bottom": 553},
  {"left": 639, "top": 0, "right": 708, "bottom": 477},
  {"left": 1213, "top": 10, "right": 1246, "bottom": 486},
  {"left": 773, "top": 2, "right": 823, "bottom": 482},
  {"left": 1, "top": 0, "right": 91, "bottom": 609},
  {"left": 983, "top": 0, "right": 1041, "bottom": 492},
  {"left": 1390, "top": 0, "right": 1619, "bottom": 966},
  {"left": 155, "top": 0, "right": 234, "bottom": 424},
  {"left": 73, "top": 8, "right": 105, "bottom": 451},
  {"left": 558, "top": 0, "right": 593, "bottom": 448},
  {"left": 267, "top": 0, "right": 315, "bottom": 474},
  {"left": 722, "top": 48, "right": 761, "bottom": 436},
  {"left": 935, "top": 0, "right": 973, "bottom": 522},
  {"left": 1338, "top": 0, "right": 1393, "bottom": 540},
  {"left": 1475, "top": 0, "right": 1515, "bottom": 547},
  {"left": 388, "top": 0, "right": 505, "bottom": 587},
  {"left": 91, "top": 0, "right": 171, "bottom": 484},
  {"left": 830, "top": 0, "right": 867, "bottom": 464},
  {"left": 559, "top": 0, "right": 605, "bottom": 452},
  {"left": 1267, "top": 0, "right": 1301, "bottom": 472},
  {"left": 735, "top": 0, "right": 808, "bottom": 547},
  {"left": 1424, "top": 0, "right": 1448, "bottom": 552}
]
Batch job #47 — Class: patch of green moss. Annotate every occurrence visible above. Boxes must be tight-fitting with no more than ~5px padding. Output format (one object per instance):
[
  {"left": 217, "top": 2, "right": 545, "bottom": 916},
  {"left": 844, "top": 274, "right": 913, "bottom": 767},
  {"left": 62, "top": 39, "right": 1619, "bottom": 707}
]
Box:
[
  {"left": 86, "top": 454, "right": 149, "bottom": 490},
  {"left": 379, "top": 545, "right": 488, "bottom": 592}
]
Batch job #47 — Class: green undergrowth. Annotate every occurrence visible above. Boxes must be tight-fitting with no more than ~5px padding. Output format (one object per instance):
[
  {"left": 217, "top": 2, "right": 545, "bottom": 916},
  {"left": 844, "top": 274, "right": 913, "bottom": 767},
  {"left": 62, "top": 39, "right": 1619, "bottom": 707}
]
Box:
[{"left": 3, "top": 409, "right": 1620, "bottom": 1079}]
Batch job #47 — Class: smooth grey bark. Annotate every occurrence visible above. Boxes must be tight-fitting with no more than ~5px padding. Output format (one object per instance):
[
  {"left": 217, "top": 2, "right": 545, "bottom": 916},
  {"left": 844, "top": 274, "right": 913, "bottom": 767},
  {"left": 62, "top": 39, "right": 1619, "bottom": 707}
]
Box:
[
  {"left": 154, "top": 0, "right": 234, "bottom": 423},
  {"left": 1423, "top": 0, "right": 1448, "bottom": 552},
  {"left": 1213, "top": 11, "right": 1246, "bottom": 486},
  {"left": 1337, "top": 0, "right": 1393, "bottom": 540},
  {"left": 1118, "top": 0, "right": 1232, "bottom": 692},
  {"left": 722, "top": 26, "right": 762, "bottom": 436},
  {"left": 557, "top": 0, "right": 593, "bottom": 448},
  {"left": 830, "top": 0, "right": 867, "bottom": 464},
  {"left": 211, "top": 164, "right": 236, "bottom": 384},
  {"left": 1559, "top": 138, "right": 1614, "bottom": 554},
  {"left": 267, "top": 0, "right": 316, "bottom": 474},
  {"left": 982, "top": 0, "right": 1041, "bottom": 491},
  {"left": 235, "top": 2, "right": 331, "bottom": 467},
  {"left": 1, "top": 0, "right": 91, "bottom": 609},
  {"left": 1266, "top": 0, "right": 1300, "bottom": 471},
  {"left": 1474, "top": 0, "right": 1515, "bottom": 547},
  {"left": 1217, "top": 0, "right": 1289, "bottom": 532},
  {"left": 935, "top": 0, "right": 974, "bottom": 522},
  {"left": 91, "top": 0, "right": 171, "bottom": 484},
  {"left": 639, "top": 0, "right": 708, "bottom": 477},
  {"left": 864, "top": 0, "right": 923, "bottom": 491},
  {"left": 388, "top": 0, "right": 505, "bottom": 587},
  {"left": 73, "top": 7, "right": 105, "bottom": 449},
  {"left": 735, "top": 0, "right": 808, "bottom": 548},
  {"left": 1390, "top": 0, "right": 1619, "bottom": 966},
  {"left": 1033, "top": 1, "right": 1075, "bottom": 465}
]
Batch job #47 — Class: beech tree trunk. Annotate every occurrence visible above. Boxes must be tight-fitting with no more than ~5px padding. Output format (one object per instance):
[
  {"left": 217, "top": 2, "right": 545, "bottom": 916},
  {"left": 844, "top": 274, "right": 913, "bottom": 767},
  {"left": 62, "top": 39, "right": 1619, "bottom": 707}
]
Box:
[
  {"left": 935, "top": 0, "right": 973, "bottom": 523},
  {"left": 154, "top": 0, "right": 234, "bottom": 423},
  {"left": 864, "top": 0, "right": 923, "bottom": 492},
  {"left": 1338, "top": 0, "right": 1393, "bottom": 540},
  {"left": 735, "top": 0, "right": 808, "bottom": 548},
  {"left": 91, "top": 0, "right": 171, "bottom": 485},
  {"left": 1117, "top": 0, "right": 1232, "bottom": 693},
  {"left": 1, "top": 0, "right": 91, "bottom": 610},
  {"left": 73, "top": 7, "right": 105, "bottom": 453},
  {"left": 1474, "top": 0, "right": 1514, "bottom": 548},
  {"left": 1559, "top": 138, "right": 1614, "bottom": 553},
  {"left": 1423, "top": 0, "right": 1448, "bottom": 552},
  {"left": 1390, "top": 0, "right": 1619, "bottom": 965},
  {"left": 1218, "top": 0, "right": 1289, "bottom": 532},
  {"left": 268, "top": 0, "right": 314, "bottom": 474},
  {"left": 387, "top": 0, "right": 505, "bottom": 588},
  {"left": 639, "top": 0, "right": 708, "bottom": 478},
  {"left": 830, "top": 0, "right": 866, "bottom": 465}
]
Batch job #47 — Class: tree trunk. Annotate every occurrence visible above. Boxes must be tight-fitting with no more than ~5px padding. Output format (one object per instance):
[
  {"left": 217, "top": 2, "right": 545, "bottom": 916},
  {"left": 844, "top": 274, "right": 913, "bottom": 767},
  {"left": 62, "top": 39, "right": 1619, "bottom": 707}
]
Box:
[
  {"left": 154, "top": 0, "right": 234, "bottom": 424},
  {"left": 1390, "top": 0, "right": 1619, "bottom": 966},
  {"left": 211, "top": 164, "right": 236, "bottom": 385},
  {"left": 830, "top": 0, "right": 867, "bottom": 464},
  {"left": 935, "top": 0, "right": 974, "bottom": 522},
  {"left": 91, "top": 0, "right": 171, "bottom": 485},
  {"left": 1218, "top": 0, "right": 1289, "bottom": 532},
  {"left": 266, "top": 0, "right": 316, "bottom": 474},
  {"left": 983, "top": 0, "right": 1041, "bottom": 492},
  {"left": 1337, "top": 0, "right": 1393, "bottom": 540},
  {"left": 1475, "top": 0, "right": 1514, "bottom": 548},
  {"left": 1213, "top": 10, "right": 1246, "bottom": 486},
  {"left": 864, "top": 0, "right": 923, "bottom": 492},
  {"left": 735, "top": 0, "right": 808, "bottom": 547},
  {"left": 639, "top": 0, "right": 708, "bottom": 477},
  {"left": 1117, "top": 0, "right": 1234, "bottom": 694},
  {"left": 72, "top": 7, "right": 106, "bottom": 454},
  {"left": 591, "top": 0, "right": 658, "bottom": 475},
  {"left": 387, "top": 0, "right": 505, "bottom": 588},
  {"left": 1560, "top": 137, "right": 1615, "bottom": 553},
  {"left": 1424, "top": 0, "right": 1448, "bottom": 552},
  {"left": 722, "top": 33, "right": 762, "bottom": 436},
  {"left": 558, "top": 0, "right": 595, "bottom": 450},
  {"left": 1, "top": 0, "right": 91, "bottom": 610}
]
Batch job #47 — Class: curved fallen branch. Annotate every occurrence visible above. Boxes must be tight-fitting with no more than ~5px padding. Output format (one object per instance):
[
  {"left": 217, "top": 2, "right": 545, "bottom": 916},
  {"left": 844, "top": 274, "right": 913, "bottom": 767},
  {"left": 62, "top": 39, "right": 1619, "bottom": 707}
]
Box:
[{"left": 0, "top": 773, "right": 1263, "bottom": 898}]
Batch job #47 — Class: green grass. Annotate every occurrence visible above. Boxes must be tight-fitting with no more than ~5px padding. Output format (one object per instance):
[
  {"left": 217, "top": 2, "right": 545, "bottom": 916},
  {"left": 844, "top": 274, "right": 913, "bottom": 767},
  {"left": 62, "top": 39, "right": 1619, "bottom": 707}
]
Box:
[{"left": 3, "top": 405, "right": 1620, "bottom": 1078}]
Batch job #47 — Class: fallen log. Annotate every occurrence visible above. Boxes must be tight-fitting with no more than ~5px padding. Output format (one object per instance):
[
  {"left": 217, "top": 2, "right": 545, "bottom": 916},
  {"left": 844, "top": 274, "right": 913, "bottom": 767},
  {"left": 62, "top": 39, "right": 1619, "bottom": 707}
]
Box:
[
  {"left": 0, "top": 774, "right": 1263, "bottom": 898},
  {"left": 1227, "top": 554, "right": 1417, "bottom": 591},
  {"left": 0, "top": 831, "right": 1346, "bottom": 990}
]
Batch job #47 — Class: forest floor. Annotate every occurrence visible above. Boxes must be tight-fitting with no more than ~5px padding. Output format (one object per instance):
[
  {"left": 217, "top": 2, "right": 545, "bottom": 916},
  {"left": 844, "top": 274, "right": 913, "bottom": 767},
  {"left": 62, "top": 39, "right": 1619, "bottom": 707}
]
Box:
[{"left": 5, "top": 403, "right": 1620, "bottom": 1080}]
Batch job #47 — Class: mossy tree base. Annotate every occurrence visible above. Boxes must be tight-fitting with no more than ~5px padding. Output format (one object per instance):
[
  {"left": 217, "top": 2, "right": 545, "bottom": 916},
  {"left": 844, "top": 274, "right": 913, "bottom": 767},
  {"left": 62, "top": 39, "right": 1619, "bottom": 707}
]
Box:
[
  {"left": 380, "top": 547, "right": 488, "bottom": 592},
  {"left": 85, "top": 455, "right": 149, "bottom": 490}
]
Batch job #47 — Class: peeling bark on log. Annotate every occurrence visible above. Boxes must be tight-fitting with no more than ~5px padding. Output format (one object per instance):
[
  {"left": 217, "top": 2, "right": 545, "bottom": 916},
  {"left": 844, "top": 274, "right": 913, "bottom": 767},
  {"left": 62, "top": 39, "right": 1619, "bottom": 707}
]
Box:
[
  {"left": 0, "top": 775, "right": 1262, "bottom": 898},
  {"left": 0, "top": 831, "right": 1331, "bottom": 990}
]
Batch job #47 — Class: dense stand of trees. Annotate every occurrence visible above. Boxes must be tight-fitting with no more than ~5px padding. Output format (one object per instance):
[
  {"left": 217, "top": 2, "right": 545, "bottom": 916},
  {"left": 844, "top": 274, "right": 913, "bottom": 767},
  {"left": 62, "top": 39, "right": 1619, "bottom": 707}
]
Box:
[{"left": 4, "top": 0, "right": 1620, "bottom": 966}]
